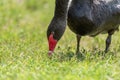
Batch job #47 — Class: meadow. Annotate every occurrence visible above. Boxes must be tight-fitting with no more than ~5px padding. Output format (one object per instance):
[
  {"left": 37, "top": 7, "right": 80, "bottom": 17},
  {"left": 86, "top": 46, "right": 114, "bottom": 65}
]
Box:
[{"left": 0, "top": 0, "right": 120, "bottom": 80}]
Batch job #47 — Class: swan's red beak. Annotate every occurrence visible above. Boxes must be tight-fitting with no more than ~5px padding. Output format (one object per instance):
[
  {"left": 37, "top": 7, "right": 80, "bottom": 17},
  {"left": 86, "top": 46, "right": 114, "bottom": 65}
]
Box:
[{"left": 48, "top": 33, "right": 57, "bottom": 56}]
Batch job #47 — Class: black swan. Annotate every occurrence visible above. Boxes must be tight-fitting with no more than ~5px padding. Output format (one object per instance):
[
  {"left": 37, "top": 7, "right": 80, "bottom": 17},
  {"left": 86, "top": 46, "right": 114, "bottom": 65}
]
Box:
[{"left": 47, "top": 0, "right": 120, "bottom": 56}]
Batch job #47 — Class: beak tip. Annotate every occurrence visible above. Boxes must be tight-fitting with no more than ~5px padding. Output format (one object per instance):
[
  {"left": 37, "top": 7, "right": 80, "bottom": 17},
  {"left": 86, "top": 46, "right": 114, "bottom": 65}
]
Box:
[{"left": 48, "top": 51, "right": 53, "bottom": 56}]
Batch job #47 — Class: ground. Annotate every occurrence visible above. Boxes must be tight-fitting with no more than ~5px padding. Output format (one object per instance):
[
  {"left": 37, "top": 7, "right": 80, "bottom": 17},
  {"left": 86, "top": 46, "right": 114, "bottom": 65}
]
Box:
[{"left": 0, "top": 0, "right": 120, "bottom": 80}]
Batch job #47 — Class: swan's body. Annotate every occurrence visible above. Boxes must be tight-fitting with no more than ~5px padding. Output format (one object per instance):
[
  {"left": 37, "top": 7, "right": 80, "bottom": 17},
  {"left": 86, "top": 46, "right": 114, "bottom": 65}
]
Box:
[{"left": 68, "top": 0, "right": 120, "bottom": 36}]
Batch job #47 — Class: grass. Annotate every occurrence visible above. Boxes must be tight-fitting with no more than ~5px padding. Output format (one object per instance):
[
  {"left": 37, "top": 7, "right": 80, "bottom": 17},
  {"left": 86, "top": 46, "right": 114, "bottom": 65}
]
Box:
[{"left": 0, "top": 0, "right": 120, "bottom": 80}]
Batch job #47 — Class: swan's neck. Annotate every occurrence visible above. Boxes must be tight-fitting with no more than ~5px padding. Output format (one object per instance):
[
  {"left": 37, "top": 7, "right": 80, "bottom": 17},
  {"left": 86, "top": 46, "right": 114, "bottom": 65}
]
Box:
[{"left": 54, "top": 0, "right": 70, "bottom": 19}]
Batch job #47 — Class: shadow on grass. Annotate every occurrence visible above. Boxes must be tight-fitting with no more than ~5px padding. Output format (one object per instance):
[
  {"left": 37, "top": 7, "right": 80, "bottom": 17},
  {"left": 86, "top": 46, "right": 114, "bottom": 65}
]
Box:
[
  {"left": 50, "top": 48, "right": 86, "bottom": 62},
  {"left": 49, "top": 47, "right": 117, "bottom": 62},
  {"left": 87, "top": 48, "right": 117, "bottom": 62}
]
